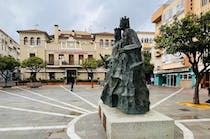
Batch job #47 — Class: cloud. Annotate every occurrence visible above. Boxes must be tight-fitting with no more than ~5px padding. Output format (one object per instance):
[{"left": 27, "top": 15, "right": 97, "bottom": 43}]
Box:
[{"left": 0, "top": 0, "right": 165, "bottom": 42}]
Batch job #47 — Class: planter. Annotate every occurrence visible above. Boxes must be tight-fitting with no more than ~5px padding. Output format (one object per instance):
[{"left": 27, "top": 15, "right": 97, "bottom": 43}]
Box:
[
  {"left": 0, "top": 82, "right": 16, "bottom": 88},
  {"left": 27, "top": 82, "right": 42, "bottom": 88},
  {"left": 42, "top": 82, "right": 66, "bottom": 85},
  {"left": 2, "top": 86, "right": 13, "bottom": 88},
  {"left": 76, "top": 81, "right": 99, "bottom": 85}
]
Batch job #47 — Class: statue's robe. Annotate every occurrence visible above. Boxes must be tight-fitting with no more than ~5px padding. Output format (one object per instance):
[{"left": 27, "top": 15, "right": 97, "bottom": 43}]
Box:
[{"left": 101, "top": 28, "right": 150, "bottom": 114}]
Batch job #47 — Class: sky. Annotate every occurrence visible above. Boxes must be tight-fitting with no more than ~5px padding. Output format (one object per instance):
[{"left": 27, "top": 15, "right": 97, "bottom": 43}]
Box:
[{"left": 0, "top": 0, "right": 166, "bottom": 42}]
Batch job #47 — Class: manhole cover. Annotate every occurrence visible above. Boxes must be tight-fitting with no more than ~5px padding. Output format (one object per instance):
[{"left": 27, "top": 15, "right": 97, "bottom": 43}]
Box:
[{"left": 178, "top": 108, "right": 190, "bottom": 111}]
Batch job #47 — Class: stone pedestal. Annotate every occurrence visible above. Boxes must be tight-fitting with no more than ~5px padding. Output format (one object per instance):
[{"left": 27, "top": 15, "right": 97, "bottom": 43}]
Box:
[{"left": 99, "top": 101, "right": 175, "bottom": 139}]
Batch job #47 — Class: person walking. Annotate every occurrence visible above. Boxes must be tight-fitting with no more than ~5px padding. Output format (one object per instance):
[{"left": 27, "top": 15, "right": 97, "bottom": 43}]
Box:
[
  {"left": 69, "top": 75, "right": 75, "bottom": 91},
  {"left": 206, "top": 87, "right": 210, "bottom": 103}
]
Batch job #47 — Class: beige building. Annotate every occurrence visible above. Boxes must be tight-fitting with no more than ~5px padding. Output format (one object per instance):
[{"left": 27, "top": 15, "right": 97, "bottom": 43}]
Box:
[
  {"left": 17, "top": 25, "right": 114, "bottom": 82},
  {"left": 152, "top": 0, "right": 210, "bottom": 88},
  {"left": 137, "top": 31, "right": 155, "bottom": 52},
  {"left": 0, "top": 29, "right": 20, "bottom": 82},
  {"left": 0, "top": 29, "right": 20, "bottom": 60},
  {"left": 137, "top": 31, "right": 155, "bottom": 65}
]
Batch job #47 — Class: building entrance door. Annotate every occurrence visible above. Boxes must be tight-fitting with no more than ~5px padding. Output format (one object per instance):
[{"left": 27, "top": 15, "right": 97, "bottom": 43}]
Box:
[
  {"left": 166, "top": 74, "right": 177, "bottom": 87},
  {"left": 67, "top": 70, "right": 76, "bottom": 83}
]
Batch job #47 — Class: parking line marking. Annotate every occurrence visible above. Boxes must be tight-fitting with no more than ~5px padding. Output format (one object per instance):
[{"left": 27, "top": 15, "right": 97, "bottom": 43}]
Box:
[
  {"left": 0, "top": 90, "right": 86, "bottom": 114},
  {"left": 0, "top": 125, "right": 67, "bottom": 132},
  {"left": 16, "top": 87, "right": 91, "bottom": 113},
  {"left": 0, "top": 105, "right": 77, "bottom": 118},
  {"left": 60, "top": 85, "right": 98, "bottom": 109},
  {"left": 150, "top": 88, "right": 184, "bottom": 109},
  {"left": 175, "top": 121, "right": 194, "bottom": 139}
]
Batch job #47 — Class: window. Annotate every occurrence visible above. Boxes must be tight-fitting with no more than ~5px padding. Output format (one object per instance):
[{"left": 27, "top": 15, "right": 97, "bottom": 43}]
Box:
[
  {"left": 88, "top": 55, "right": 93, "bottom": 60},
  {"left": 111, "top": 40, "right": 114, "bottom": 46},
  {"left": 30, "top": 37, "right": 35, "bottom": 45},
  {"left": 180, "top": 73, "right": 192, "bottom": 80},
  {"left": 37, "top": 37, "right": 41, "bottom": 45},
  {"left": 1, "top": 39, "right": 3, "bottom": 50},
  {"left": 100, "top": 39, "right": 103, "bottom": 47},
  {"left": 48, "top": 54, "right": 54, "bottom": 65},
  {"left": 69, "top": 55, "right": 74, "bottom": 65},
  {"left": 79, "top": 55, "right": 84, "bottom": 65},
  {"left": 105, "top": 40, "right": 109, "bottom": 47},
  {"left": 59, "top": 54, "right": 64, "bottom": 60},
  {"left": 24, "top": 37, "right": 28, "bottom": 45},
  {"left": 141, "top": 38, "right": 144, "bottom": 43},
  {"left": 29, "top": 53, "right": 35, "bottom": 57},
  {"left": 145, "top": 38, "right": 148, "bottom": 43},
  {"left": 202, "top": 0, "right": 208, "bottom": 6},
  {"left": 184, "top": 74, "right": 188, "bottom": 80}
]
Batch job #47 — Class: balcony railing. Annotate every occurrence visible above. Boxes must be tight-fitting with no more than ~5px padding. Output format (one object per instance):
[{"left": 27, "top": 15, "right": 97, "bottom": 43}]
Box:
[{"left": 46, "top": 60, "right": 81, "bottom": 67}]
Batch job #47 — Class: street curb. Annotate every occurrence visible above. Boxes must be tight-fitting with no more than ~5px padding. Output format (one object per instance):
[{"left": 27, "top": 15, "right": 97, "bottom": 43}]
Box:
[{"left": 66, "top": 112, "right": 97, "bottom": 139}]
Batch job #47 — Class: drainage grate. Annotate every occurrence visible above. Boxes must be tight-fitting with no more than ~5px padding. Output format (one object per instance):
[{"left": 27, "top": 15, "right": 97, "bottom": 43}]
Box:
[{"left": 178, "top": 108, "right": 190, "bottom": 111}]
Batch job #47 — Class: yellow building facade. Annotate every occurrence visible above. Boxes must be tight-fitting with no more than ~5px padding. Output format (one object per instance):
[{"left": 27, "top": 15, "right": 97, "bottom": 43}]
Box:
[
  {"left": 17, "top": 25, "right": 114, "bottom": 82},
  {"left": 152, "top": 0, "right": 210, "bottom": 88}
]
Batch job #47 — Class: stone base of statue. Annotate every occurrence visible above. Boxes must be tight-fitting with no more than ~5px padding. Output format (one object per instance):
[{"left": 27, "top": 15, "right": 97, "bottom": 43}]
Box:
[{"left": 99, "top": 100, "right": 175, "bottom": 139}]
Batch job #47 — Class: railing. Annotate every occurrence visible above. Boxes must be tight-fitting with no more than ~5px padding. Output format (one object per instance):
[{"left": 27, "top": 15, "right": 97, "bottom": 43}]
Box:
[{"left": 47, "top": 60, "right": 81, "bottom": 66}]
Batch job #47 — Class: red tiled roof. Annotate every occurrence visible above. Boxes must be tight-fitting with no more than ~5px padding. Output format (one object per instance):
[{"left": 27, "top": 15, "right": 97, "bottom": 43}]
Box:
[
  {"left": 92, "top": 32, "right": 114, "bottom": 36},
  {"left": 17, "top": 29, "right": 46, "bottom": 33},
  {"left": 17, "top": 29, "right": 50, "bottom": 38},
  {"left": 73, "top": 34, "right": 93, "bottom": 40}
]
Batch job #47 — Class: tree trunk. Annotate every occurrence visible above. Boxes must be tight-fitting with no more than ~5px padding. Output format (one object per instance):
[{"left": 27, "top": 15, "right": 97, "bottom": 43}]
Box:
[
  {"left": 5, "top": 78, "right": 8, "bottom": 87},
  {"left": 193, "top": 76, "right": 202, "bottom": 104},
  {"left": 31, "top": 72, "right": 37, "bottom": 82}
]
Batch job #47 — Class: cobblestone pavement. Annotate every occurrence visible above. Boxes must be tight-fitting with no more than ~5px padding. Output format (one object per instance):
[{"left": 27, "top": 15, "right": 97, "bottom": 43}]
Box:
[{"left": 0, "top": 85, "right": 209, "bottom": 139}]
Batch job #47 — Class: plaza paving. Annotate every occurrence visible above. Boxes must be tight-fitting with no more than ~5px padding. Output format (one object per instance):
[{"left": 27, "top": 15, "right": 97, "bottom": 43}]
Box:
[{"left": 0, "top": 85, "right": 209, "bottom": 139}]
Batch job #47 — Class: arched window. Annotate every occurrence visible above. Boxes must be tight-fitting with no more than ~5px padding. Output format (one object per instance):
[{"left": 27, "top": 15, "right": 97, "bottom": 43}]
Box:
[
  {"left": 145, "top": 38, "right": 148, "bottom": 43},
  {"left": 105, "top": 40, "right": 109, "bottom": 47},
  {"left": 37, "top": 37, "right": 41, "bottom": 45},
  {"left": 30, "top": 37, "right": 35, "bottom": 45},
  {"left": 24, "top": 37, "right": 28, "bottom": 45},
  {"left": 111, "top": 40, "right": 114, "bottom": 46},
  {"left": 100, "top": 39, "right": 103, "bottom": 47},
  {"left": 141, "top": 38, "right": 144, "bottom": 43}
]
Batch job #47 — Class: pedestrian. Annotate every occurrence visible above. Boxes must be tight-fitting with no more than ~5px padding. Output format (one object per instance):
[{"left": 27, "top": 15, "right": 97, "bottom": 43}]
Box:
[
  {"left": 69, "top": 75, "right": 75, "bottom": 91},
  {"left": 206, "top": 87, "right": 210, "bottom": 103}
]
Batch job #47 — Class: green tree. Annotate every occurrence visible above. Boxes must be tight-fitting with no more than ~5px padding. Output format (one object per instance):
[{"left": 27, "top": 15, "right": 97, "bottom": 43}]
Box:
[
  {"left": 21, "top": 57, "right": 45, "bottom": 82},
  {"left": 0, "top": 55, "right": 20, "bottom": 87},
  {"left": 97, "top": 54, "right": 110, "bottom": 68},
  {"left": 155, "top": 12, "right": 210, "bottom": 104},
  {"left": 143, "top": 52, "right": 154, "bottom": 84},
  {"left": 82, "top": 58, "right": 98, "bottom": 88}
]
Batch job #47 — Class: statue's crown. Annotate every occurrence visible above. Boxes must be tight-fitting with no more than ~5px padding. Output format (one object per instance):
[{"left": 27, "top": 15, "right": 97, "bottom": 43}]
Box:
[
  {"left": 120, "top": 16, "right": 130, "bottom": 29},
  {"left": 121, "top": 16, "right": 129, "bottom": 22}
]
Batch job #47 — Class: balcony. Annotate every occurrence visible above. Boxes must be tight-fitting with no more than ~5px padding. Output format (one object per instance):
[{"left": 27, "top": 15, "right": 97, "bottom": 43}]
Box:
[{"left": 46, "top": 60, "right": 82, "bottom": 68}]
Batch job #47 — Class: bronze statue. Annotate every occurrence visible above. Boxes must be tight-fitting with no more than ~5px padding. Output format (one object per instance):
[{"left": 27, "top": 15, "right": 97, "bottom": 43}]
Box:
[{"left": 101, "top": 16, "right": 150, "bottom": 114}]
